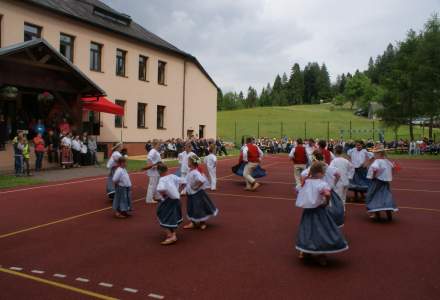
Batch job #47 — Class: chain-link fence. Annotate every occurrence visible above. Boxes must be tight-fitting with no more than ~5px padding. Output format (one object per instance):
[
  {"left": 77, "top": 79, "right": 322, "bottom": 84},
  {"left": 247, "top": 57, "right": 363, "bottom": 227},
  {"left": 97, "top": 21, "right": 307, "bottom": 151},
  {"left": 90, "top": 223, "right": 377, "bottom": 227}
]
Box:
[{"left": 219, "top": 120, "right": 439, "bottom": 146}]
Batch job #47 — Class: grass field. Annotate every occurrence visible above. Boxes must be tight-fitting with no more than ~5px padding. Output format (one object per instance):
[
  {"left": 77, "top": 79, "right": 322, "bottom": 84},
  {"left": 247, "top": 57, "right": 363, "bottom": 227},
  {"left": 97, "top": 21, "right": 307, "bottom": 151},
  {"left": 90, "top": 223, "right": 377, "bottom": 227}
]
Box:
[
  {"left": 0, "top": 175, "right": 46, "bottom": 189},
  {"left": 217, "top": 104, "right": 440, "bottom": 144}
]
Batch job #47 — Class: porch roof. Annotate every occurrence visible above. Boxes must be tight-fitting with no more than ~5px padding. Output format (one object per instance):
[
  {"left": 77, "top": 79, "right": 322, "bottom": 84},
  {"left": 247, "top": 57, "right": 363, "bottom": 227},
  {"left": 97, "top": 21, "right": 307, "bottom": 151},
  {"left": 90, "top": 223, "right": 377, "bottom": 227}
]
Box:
[{"left": 0, "top": 39, "right": 106, "bottom": 97}]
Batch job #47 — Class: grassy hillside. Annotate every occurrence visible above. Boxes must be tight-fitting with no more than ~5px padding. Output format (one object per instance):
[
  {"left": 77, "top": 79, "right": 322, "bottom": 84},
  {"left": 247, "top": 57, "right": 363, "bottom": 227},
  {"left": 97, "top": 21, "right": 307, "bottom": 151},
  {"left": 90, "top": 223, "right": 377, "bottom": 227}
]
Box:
[{"left": 217, "top": 104, "right": 438, "bottom": 143}]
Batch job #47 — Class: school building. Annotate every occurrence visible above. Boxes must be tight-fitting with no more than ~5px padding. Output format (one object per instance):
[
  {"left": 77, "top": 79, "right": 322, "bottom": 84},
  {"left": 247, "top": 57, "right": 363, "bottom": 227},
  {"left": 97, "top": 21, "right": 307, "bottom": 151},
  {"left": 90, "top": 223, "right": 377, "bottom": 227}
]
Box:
[{"left": 0, "top": 0, "right": 218, "bottom": 156}]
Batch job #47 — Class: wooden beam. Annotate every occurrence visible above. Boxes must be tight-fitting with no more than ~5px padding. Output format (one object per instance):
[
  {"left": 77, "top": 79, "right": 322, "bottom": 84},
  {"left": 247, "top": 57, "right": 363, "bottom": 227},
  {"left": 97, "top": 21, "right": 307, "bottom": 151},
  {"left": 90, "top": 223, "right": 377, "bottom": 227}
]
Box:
[
  {"left": 39, "top": 54, "right": 51, "bottom": 64},
  {"left": 24, "top": 48, "right": 37, "bottom": 61},
  {"left": 0, "top": 57, "right": 69, "bottom": 73}
]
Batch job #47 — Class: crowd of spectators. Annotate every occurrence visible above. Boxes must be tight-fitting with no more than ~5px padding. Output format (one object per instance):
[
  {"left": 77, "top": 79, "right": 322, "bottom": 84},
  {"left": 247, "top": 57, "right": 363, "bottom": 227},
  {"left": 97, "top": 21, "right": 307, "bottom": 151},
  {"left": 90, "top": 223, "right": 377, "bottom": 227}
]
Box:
[
  {"left": 145, "top": 138, "right": 229, "bottom": 159},
  {"left": 11, "top": 117, "right": 99, "bottom": 176}
]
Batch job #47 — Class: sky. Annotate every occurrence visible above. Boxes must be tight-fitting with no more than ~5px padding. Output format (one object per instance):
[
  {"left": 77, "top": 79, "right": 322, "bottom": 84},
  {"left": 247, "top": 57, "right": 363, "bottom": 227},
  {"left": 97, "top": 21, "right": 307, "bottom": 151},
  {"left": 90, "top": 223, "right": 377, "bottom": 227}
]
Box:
[{"left": 103, "top": 0, "right": 438, "bottom": 93}]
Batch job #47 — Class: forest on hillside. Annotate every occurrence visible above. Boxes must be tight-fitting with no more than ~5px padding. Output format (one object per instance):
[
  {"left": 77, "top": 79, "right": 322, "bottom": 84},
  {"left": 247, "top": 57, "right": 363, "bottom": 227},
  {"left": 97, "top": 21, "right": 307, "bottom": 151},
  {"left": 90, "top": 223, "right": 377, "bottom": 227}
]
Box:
[{"left": 217, "top": 14, "right": 440, "bottom": 140}]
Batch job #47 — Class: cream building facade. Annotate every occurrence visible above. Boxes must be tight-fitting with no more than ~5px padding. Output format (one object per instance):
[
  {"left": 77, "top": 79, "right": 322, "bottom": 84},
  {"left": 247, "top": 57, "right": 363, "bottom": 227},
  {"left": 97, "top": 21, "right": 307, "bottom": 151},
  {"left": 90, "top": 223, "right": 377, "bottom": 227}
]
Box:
[{"left": 0, "top": 0, "right": 217, "bottom": 154}]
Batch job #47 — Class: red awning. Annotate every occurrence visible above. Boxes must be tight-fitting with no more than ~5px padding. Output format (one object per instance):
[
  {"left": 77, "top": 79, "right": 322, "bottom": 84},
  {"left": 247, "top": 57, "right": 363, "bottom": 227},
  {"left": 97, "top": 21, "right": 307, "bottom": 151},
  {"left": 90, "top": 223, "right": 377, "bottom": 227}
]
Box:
[{"left": 81, "top": 97, "right": 124, "bottom": 116}]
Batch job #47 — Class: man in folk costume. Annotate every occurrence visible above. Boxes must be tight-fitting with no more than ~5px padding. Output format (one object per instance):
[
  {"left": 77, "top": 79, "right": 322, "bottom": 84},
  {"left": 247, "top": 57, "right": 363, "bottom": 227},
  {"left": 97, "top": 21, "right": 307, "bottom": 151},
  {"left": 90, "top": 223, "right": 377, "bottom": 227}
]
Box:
[
  {"left": 242, "top": 137, "right": 264, "bottom": 191},
  {"left": 143, "top": 140, "right": 162, "bottom": 204},
  {"left": 289, "top": 138, "right": 309, "bottom": 190}
]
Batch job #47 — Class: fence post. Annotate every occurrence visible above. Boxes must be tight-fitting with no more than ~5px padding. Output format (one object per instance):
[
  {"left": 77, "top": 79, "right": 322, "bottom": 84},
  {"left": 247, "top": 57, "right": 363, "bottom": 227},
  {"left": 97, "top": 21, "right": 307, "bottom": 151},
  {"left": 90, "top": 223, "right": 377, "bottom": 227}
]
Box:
[
  {"left": 327, "top": 121, "right": 330, "bottom": 141},
  {"left": 257, "top": 121, "right": 260, "bottom": 139},
  {"left": 372, "top": 121, "right": 375, "bottom": 141},
  {"left": 234, "top": 121, "right": 237, "bottom": 147},
  {"left": 349, "top": 120, "right": 352, "bottom": 139},
  {"left": 304, "top": 121, "right": 307, "bottom": 139},
  {"left": 281, "top": 122, "right": 283, "bottom": 138}
]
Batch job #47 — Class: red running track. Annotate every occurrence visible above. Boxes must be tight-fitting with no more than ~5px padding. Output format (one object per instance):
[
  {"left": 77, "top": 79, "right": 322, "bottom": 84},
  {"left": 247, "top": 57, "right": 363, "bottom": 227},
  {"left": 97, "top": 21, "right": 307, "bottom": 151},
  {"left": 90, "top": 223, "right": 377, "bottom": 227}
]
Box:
[{"left": 0, "top": 156, "right": 439, "bottom": 300}]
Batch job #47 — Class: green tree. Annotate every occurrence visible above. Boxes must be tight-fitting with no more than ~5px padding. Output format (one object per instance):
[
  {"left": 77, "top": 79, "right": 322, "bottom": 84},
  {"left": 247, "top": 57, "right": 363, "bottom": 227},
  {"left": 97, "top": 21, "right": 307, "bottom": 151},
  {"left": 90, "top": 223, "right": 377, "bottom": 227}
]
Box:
[
  {"left": 288, "top": 63, "right": 304, "bottom": 104},
  {"left": 417, "top": 14, "right": 440, "bottom": 139},
  {"left": 245, "top": 86, "right": 258, "bottom": 108},
  {"left": 344, "top": 72, "right": 373, "bottom": 110},
  {"left": 318, "top": 63, "right": 332, "bottom": 100},
  {"left": 217, "top": 88, "right": 224, "bottom": 111}
]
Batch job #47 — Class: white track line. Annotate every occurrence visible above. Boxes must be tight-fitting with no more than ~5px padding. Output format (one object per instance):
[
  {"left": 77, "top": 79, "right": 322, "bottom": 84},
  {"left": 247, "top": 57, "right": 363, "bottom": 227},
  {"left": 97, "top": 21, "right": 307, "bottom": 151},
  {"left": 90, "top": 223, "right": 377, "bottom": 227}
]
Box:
[
  {"left": 148, "top": 293, "right": 165, "bottom": 299},
  {"left": 9, "top": 267, "right": 23, "bottom": 271},
  {"left": 76, "top": 277, "right": 90, "bottom": 283},
  {"left": 0, "top": 156, "right": 243, "bottom": 195},
  {"left": 53, "top": 273, "right": 67, "bottom": 278},
  {"left": 31, "top": 270, "right": 45, "bottom": 274},
  {"left": 99, "top": 282, "right": 113, "bottom": 288},
  {"left": 123, "top": 288, "right": 138, "bottom": 293}
]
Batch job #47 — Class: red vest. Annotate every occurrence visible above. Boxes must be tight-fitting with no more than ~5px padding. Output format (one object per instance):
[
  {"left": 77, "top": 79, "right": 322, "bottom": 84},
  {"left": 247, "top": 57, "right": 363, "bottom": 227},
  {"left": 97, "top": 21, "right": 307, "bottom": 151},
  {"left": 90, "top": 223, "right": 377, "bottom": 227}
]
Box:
[
  {"left": 321, "top": 148, "right": 332, "bottom": 165},
  {"left": 246, "top": 143, "right": 260, "bottom": 163},
  {"left": 293, "top": 145, "right": 307, "bottom": 164}
]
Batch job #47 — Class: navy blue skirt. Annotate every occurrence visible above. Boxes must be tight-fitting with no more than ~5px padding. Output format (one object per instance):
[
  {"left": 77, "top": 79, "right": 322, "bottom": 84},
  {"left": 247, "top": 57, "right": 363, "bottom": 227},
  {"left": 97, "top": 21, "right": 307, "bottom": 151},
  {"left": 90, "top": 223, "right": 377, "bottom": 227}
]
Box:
[
  {"left": 296, "top": 206, "right": 348, "bottom": 254},
  {"left": 157, "top": 198, "right": 183, "bottom": 229},
  {"left": 106, "top": 168, "right": 116, "bottom": 198},
  {"left": 113, "top": 186, "right": 131, "bottom": 212},
  {"left": 349, "top": 167, "right": 371, "bottom": 192},
  {"left": 327, "top": 190, "right": 345, "bottom": 227},
  {"left": 366, "top": 179, "right": 398, "bottom": 213},
  {"left": 232, "top": 162, "right": 266, "bottom": 178},
  {"left": 187, "top": 190, "right": 219, "bottom": 222}
]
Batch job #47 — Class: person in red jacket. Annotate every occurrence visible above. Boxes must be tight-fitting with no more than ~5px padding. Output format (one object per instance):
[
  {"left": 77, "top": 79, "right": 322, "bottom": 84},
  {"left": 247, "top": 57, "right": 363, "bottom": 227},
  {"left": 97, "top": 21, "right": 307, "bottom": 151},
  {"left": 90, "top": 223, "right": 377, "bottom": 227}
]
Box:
[
  {"left": 318, "top": 140, "right": 334, "bottom": 165},
  {"left": 289, "top": 138, "right": 309, "bottom": 189},
  {"left": 242, "top": 137, "right": 264, "bottom": 191}
]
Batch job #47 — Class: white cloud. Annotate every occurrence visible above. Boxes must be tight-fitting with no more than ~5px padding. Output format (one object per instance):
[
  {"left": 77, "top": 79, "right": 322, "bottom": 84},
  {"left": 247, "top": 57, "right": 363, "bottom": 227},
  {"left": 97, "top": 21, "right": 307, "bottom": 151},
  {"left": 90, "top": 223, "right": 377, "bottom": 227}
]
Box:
[{"left": 103, "top": 0, "right": 438, "bottom": 93}]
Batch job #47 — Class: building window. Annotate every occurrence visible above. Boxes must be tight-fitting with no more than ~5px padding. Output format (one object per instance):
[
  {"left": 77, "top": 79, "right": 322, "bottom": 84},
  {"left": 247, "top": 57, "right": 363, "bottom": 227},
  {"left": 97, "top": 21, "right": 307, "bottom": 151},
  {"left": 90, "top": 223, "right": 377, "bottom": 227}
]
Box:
[
  {"left": 158, "top": 61, "right": 166, "bottom": 85},
  {"left": 24, "top": 23, "right": 42, "bottom": 41},
  {"left": 137, "top": 103, "right": 147, "bottom": 128},
  {"left": 115, "top": 100, "right": 126, "bottom": 128},
  {"left": 90, "top": 42, "right": 102, "bottom": 71},
  {"left": 157, "top": 105, "right": 165, "bottom": 129},
  {"left": 116, "top": 49, "right": 127, "bottom": 77},
  {"left": 199, "top": 125, "right": 205, "bottom": 139},
  {"left": 139, "top": 55, "right": 148, "bottom": 81},
  {"left": 60, "top": 33, "right": 74, "bottom": 62}
]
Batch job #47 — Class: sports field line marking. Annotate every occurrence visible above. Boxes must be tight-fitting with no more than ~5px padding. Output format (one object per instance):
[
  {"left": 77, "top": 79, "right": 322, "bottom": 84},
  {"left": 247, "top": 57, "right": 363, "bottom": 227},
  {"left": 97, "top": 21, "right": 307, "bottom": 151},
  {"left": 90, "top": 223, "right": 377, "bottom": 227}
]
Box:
[
  {"left": 123, "top": 287, "right": 138, "bottom": 293},
  {"left": 31, "top": 270, "right": 45, "bottom": 274},
  {"left": 148, "top": 293, "right": 165, "bottom": 299},
  {"left": 53, "top": 273, "right": 67, "bottom": 278},
  {"left": 0, "top": 267, "right": 118, "bottom": 300},
  {"left": 394, "top": 188, "right": 440, "bottom": 193},
  {"left": 76, "top": 277, "right": 90, "bottom": 283},
  {"left": 210, "top": 191, "right": 440, "bottom": 214},
  {"left": 99, "top": 282, "right": 113, "bottom": 288},
  {"left": 219, "top": 178, "right": 440, "bottom": 193},
  {"left": 9, "top": 267, "right": 23, "bottom": 271},
  {"left": 0, "top": 156, "right": 243, "bottom": 195},
  {"left": 210, "top": 192, "right": 293, "bottom": 201},
  {"left": 0, "top": 197, "right": 144, "bottom": 240}
]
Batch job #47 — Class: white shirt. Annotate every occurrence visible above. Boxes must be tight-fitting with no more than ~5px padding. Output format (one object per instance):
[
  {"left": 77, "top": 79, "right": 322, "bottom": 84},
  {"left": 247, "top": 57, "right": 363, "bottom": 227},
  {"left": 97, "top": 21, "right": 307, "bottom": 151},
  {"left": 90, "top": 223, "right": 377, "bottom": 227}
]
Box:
[
  {"left": 185, "top": 169, "right": 209, "bottom": 195},
  {"left": 157, "top": 174, "right": 181, "bottom": 200},
  {"left": 204, "top": 154, "right": 217, "bottom": 170},
  {"left": 112, "top": 167, "right": 132, "bottom": 187},
  {"left": 107, "top": 151, "right": 122, "bottom": 169},
  {"left": 305, "top": 144, "right": 316, "bottom": 163},
  {"left": 367, "top": 159, "right": 394, "bottom": 182},
  {"left": 80, "top": 143, "right": 87, "bottom": 154},
  {"left": 301, "top": 164, "right": 339, "bottom": 189},
  {"left": 348, "top": 148, "right": 373, "bottom": 168},
  {"left": 146, "top": 148, "right": 161, "bottom": 177},
  {"left": 330, "top": 157, "right": 355, "bottom": 186},
  {"left": 242, "top": 144, "right": 264, "bottom": 162},
  {"left": 180, "top": 151, "right": 195, "bottom": 175},
  {"left": 296, "top": 179, "right": 331, "bottom": 208},
  {"left": 61, "top": 136, "right": 72, "bottom": 147},
  {"left": 71, "top": 139, "right": 81, "bottom": 151}
]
